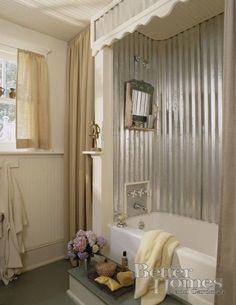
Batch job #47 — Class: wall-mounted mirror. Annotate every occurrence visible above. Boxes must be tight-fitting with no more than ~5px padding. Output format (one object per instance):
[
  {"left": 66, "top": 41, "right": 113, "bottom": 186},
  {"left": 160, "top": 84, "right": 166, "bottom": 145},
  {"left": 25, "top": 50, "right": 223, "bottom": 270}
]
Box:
[{"left": 125, "top": 80, "right": 157, "bottom": 131}]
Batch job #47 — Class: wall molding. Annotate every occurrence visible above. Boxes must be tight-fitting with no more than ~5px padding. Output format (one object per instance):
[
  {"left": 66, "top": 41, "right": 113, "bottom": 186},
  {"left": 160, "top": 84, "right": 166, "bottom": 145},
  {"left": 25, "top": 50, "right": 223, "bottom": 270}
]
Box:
[
  {"left": 67, "top": 290, "right": 85, "bottom": 305},
  {"left": 25, "top": 239, "right": 64, "bottom": 252},
  {"left": 23, "top": 240, "right": 65, "bottom": 271},
  {"left": 0, "top": 151, "right": 64, "bottom": 156}
]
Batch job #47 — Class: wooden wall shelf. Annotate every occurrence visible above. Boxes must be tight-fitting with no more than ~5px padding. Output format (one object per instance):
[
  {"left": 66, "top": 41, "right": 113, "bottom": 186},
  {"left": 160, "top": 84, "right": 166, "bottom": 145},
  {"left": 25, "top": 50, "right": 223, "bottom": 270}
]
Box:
[
  {"left": 126, "top": 127, "right": 156, "bottom": 132},
  {"left": 82, "top": 151, "right": 103, "bottom": 156}
]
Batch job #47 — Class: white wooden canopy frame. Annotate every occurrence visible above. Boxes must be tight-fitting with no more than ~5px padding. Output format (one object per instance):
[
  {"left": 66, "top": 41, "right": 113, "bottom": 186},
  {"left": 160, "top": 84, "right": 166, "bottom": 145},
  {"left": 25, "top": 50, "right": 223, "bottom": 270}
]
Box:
[
  {"left": 91, "top": 0, "right": 224, "bottom": 55},
  {"left": 90, "top": 0, "right": 225, "bottom": 241}
]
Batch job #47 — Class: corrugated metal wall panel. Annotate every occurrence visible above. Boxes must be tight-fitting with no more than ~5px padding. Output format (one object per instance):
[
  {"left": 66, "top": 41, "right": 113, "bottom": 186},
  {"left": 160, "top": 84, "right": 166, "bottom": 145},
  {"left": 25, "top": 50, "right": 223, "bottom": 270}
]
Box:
[
  {"left": 200, "top": 15, "right": 223, "bottom": 222},
  {"left": 113, "top": 14, "right": 223, "bottom": 223},
  {"left": 113, "top": 32, "right": 158, "bottom": 214},
  {"left": 157, "top": 24, "right": 203, "bottom": 219}
]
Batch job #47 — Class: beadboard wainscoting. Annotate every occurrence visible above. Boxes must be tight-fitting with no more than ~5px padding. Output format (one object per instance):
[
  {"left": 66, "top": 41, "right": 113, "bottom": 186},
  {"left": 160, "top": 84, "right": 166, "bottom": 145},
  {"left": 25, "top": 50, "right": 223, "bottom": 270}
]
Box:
[{"left": 0, "top": 153, "right": 65, "bottom": 271}]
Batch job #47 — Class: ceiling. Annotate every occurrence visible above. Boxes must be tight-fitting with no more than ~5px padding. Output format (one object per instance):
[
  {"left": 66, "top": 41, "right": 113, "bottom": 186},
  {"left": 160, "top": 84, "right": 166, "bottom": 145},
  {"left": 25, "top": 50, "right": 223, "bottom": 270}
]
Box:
[{"left": 0, "top": 0, "right": 112, "bottom": 41}]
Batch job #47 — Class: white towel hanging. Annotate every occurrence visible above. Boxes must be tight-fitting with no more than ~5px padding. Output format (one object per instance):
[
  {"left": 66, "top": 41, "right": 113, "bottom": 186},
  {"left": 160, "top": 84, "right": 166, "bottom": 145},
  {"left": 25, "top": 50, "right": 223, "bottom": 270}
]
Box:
[{"left": 0, "top": 161, "right": 27, "bottom": 285}]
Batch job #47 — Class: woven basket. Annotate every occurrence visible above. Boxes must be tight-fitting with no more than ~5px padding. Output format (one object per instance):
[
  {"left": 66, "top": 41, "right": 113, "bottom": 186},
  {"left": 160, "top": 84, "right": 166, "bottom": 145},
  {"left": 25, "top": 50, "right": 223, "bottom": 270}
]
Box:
[{"left": 95, "top": 260, "right": 117, "bottom": 277}]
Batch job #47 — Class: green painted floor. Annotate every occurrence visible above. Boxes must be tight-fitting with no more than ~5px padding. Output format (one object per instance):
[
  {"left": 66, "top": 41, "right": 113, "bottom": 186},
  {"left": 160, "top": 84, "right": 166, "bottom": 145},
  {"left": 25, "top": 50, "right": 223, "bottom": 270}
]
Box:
[
  {"left": 0, "top": 260, "right": 74, "bottom": 305},
  {"left": 0, "top": 260, "right": 184, "bottom": 305}
]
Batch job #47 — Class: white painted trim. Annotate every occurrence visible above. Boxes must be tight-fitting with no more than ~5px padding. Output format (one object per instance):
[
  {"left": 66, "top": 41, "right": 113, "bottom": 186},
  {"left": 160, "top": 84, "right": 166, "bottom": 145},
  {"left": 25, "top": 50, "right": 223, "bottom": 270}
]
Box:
[
  {"left": 82, "top": 151, "right": 103, "bottom": 156},
  {"left": 68, "top": 276, "right": 106, "bottom": 305},
  {"left": 25, "top": 239, "right": 64, "bottom": 251},
  {"left": 90, "top": 22, "right": 95, "bottom": 49},
  {"left": 91, "top": 0, "right": 190, "bottom": 55},
  {"left": 92, "top": 155, "right": 102, "bottom": 235},
  {"left": 22, "top": 240, "right": 65, "bottom": 271},
  {"left": 93, "top": 47, "right": 114, "bottom": 241},
  {"left": 67, "top": 290, "right": 85, "bottom": 305},
  {"left": 23, "top": 256, "right": 64, "bottom": 272},
  {"left": 0, "top": 151, "right": 64, "bottom": 156}
]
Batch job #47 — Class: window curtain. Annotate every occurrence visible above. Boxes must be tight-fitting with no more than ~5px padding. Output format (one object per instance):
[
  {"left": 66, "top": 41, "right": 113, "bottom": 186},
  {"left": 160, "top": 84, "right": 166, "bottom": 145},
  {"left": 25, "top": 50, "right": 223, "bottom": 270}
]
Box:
[
  {"left": 215, "top": 0, "right": 236, "bottom": 304},
  {"left": 16, "top": 49, "right": 50, "bottom": 149},
  {"left": 64, "top": 28, "right": 94, "bottom": 241}
]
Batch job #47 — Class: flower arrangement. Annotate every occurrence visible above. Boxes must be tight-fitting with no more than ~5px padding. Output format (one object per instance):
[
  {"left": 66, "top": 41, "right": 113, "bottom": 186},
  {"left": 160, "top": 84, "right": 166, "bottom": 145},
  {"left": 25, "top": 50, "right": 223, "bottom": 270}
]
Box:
[{"left": 67, "top": 230, "right": 107, "bottom": 263}]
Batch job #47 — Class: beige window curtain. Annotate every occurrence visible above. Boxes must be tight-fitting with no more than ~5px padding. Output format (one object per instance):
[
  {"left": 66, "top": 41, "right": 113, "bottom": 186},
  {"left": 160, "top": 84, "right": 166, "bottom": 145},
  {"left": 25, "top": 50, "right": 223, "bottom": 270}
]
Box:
[
  {"left": 215, "top": 0, "right": 236, "bottom": 304},
  {"left": 64, "top": 28, "right": 94, "bottom": 241},
  {"left": 16, "top": 49, "right": 50, "bottom": 149}
]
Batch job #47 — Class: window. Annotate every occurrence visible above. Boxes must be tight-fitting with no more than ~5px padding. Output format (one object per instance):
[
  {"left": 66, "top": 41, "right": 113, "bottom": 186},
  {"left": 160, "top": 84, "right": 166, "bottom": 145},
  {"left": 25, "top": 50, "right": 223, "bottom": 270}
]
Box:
[{"left": 0, "top": 47, "right": 17, "bottom": 149}]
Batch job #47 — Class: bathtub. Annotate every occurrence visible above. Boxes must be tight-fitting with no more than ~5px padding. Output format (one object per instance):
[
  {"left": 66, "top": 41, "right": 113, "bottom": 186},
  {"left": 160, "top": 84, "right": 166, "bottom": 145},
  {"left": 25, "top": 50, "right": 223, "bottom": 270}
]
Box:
[{"left": 108, "top": 212, "right": 218, "bottom": 305}]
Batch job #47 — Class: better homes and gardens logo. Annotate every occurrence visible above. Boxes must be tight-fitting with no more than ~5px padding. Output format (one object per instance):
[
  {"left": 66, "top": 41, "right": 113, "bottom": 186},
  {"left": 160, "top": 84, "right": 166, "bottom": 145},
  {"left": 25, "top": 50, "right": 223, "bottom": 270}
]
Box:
[{"left": 135, "top": 263, "right": 224, "bottom": 295}]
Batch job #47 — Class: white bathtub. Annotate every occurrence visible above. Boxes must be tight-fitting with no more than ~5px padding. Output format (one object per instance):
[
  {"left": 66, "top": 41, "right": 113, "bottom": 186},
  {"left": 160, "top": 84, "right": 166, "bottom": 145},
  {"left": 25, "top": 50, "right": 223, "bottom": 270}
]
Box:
[{"left": 109, "top": 212, "right": 218, "bottom": 305}]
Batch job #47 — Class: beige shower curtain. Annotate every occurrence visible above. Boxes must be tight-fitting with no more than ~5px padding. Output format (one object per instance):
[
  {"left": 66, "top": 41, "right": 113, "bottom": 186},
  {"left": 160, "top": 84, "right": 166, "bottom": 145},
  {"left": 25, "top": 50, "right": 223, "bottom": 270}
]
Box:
[
  {"left": 64, "top": 28, "right": 94, "bottom": 241},
  {"left": 215, "top": 0, "right": 236, "bottom": 304}
]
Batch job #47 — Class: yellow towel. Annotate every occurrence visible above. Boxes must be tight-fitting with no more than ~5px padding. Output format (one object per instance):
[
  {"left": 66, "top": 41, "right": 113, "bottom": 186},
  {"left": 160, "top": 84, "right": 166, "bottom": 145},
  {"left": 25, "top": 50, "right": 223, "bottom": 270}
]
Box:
[
  {"left": 135, "top": 230, "right": 179, "bottom": 305},
  {"left": 95, "top": 276, "right": 122, "bottom": 291}
]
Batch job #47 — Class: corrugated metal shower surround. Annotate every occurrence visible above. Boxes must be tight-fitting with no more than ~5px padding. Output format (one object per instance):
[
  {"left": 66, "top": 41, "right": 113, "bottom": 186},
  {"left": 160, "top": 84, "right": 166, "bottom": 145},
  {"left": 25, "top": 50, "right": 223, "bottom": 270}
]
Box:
[{"left": 113, "top": 14, "right": 223, "bottom": 223}]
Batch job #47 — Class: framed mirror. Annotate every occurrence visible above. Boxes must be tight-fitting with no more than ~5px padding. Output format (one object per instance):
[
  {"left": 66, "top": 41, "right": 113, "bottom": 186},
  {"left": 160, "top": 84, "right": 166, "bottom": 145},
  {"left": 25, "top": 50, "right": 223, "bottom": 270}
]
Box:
[{"left": 125, "top": 80, "right": 157, "bottom": 131}]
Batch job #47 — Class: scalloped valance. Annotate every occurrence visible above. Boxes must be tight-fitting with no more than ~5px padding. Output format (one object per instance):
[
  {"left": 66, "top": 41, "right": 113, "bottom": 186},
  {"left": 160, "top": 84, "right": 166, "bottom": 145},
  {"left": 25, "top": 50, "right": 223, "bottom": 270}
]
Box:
[
  {"left": 91, "top": 0, "right": 224, "bottom": 55},
  {"left": 91, "top": 0, "right": 189, "bottom": 55}
]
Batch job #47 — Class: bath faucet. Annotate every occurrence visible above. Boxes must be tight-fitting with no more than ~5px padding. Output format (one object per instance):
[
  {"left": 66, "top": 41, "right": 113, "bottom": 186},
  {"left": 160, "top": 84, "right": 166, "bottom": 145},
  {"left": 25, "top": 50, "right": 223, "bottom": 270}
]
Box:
[{"left": 133, "top": 202, "right": 147, "bottom": 212}]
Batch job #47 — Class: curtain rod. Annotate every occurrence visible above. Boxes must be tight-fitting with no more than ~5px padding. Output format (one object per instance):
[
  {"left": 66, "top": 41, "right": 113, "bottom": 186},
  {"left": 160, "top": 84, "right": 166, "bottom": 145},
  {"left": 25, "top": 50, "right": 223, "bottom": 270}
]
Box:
[{"left": 0, "top": 42, "right": 52, "bottom": 57}]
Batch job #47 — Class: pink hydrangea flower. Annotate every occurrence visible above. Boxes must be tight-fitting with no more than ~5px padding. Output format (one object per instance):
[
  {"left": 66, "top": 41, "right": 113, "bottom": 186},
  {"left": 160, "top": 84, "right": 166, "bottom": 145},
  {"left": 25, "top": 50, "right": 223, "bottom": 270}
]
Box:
[
  {"left": 86, "top": 231, "right": 97, "bottom": 246},
  {"left": 73, "top": 236, "right": 87, "bottom": 252}
]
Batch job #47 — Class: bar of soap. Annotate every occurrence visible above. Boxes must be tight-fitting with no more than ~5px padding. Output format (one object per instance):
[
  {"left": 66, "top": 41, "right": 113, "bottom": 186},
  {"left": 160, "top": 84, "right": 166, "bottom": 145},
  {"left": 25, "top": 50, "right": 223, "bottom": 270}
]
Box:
[
  {"left": 95, "top": 276, "right": 123, "bottom": 291},
  {"left": 117, "top": 271, "right": 134, "bottom": 287}
]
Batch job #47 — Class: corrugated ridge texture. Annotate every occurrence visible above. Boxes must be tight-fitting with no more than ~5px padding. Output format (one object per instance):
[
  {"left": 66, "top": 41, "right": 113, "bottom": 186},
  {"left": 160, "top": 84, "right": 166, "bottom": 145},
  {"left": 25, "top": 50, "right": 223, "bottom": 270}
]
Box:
[
  {"left": 113, "top": 14, "right": 223, "bottom": 223},
  {"left": 113, "top": 32, "right": 158, "bottom": 214}
]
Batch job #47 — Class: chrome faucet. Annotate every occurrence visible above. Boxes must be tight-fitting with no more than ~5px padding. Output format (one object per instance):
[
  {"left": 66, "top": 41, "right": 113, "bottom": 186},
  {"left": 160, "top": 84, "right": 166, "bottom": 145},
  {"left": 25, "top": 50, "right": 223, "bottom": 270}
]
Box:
[{"left": 133, "top": 202, "right": 147, "bottom": 212}]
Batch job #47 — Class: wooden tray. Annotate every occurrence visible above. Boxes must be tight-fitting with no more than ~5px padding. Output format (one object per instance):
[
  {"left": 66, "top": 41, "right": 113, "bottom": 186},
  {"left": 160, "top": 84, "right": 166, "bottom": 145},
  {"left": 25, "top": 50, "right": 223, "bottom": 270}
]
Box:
[{"left": 87, "top": 267, "right": 135, "bottom": 299}]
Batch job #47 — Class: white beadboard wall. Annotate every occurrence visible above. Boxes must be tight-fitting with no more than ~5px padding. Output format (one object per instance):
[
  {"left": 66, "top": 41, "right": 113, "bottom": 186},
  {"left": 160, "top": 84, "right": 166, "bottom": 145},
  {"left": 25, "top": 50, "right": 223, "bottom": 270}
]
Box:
[
  {"left": 15, "top": 156, "right": 64, "bottom": 250},
  {"left": 0, "top": 154, "right": 65, "bottom": 270},
  {"left": 0, "top": 18, "right": 67, "bottom": 270}
]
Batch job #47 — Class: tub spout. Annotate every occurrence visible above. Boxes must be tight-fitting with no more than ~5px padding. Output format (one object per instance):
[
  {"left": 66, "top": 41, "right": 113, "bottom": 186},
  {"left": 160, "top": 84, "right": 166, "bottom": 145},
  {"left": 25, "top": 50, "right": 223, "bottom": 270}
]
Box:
[{"left": 133, "top": 202, "right": 147, "bottom": 212}]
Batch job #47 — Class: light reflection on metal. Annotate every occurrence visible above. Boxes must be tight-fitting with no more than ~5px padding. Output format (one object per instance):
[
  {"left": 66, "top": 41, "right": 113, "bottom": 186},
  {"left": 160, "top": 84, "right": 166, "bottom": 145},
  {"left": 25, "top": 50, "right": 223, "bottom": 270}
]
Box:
[{"left": 113, "top": 14, "right": 223, "bottom": 224}]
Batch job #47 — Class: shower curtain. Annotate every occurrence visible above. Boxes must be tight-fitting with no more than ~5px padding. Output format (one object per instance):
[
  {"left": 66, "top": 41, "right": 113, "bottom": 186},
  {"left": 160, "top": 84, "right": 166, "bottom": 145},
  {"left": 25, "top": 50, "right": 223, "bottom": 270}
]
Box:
[
  {"left": 0, "top": 162, "right": 27, "bottom": 285},
  {"left": 64, "top": 27, "right": 94, "bottom": 241},
  {"left": 215, "top": 0, "right": 236, "bottom": 304}
]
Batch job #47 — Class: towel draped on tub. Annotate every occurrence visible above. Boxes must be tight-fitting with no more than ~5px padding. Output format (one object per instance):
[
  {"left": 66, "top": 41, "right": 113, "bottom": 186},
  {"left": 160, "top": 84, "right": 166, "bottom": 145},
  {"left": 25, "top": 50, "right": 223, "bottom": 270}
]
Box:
[
  {"left": 0, "top": 162, "right": 27, "bottom": 285},
  {"left": 135, "top": 230, "right": 179, "bottom": 305}
]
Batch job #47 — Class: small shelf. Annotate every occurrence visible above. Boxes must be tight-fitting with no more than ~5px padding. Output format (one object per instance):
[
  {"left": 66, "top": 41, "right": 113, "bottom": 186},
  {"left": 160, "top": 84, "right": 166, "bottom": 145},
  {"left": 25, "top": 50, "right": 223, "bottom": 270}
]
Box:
[
  {"left": 82, "top": 151, "right": 103, "bottom": 156},
  {"left": 126, "top": 127, "right": 156, "bottom": 132}
]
